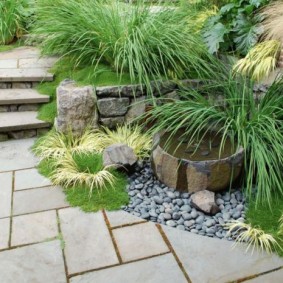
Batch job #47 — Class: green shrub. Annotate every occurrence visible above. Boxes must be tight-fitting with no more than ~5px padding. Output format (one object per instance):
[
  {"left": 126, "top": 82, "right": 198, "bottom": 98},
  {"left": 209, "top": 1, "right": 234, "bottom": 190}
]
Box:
[
  {"left": 203, "top": 0, "right": 268, "bottom": 55},
  {"left": 31, "top": 0, "right": 215, "bottom": 90},
  {"left": 145, "top": 75, "right": 283, "bottom": 205}
]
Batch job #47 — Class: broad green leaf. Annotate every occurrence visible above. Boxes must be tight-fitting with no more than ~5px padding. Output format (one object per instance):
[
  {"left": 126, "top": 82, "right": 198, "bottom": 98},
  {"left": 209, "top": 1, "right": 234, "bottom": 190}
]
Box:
[{"left": 204, "top": 22, "right": 229, "bottom": 54}]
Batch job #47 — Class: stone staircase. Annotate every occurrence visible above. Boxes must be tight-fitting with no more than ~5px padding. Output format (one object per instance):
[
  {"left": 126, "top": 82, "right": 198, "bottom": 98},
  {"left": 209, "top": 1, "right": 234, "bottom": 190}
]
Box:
[{"left": 0, "top": 46, "right": 57, "bottom": 141}]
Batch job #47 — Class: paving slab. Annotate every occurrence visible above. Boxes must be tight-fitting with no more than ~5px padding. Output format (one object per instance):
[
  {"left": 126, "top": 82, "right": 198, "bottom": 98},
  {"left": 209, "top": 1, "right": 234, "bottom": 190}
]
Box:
[
  {"left": 113, "top": 222, "right": 169, "bottom": 262},
  {"left": 0, "top": 138, "right": 39, "bottom": 171},
  {"left": 163, "top": 225, "right": 283, "bottom": 283},
  {"left": 0, "top": 47, "right": 40, "bottom": 60},
  {"left": 19, "top": 57, "right": 58, "bottom": 69},
  {"left": 0, "top": 89, "right": 49, "bottom": 105},
  {"left": 245, "top": 268, "right": 283, "bottom": 283},
  {"left": 15, "top": 168, "right": 52, "bottom": 190},
  {"left": 70, "top": 253, "right": 187, "bottom": 283},
  {"left": 0, "top": 59, "right": 17, "bottom": 69},
  {"left": 0, "top": 68, "right": 53, "bottom": 82},
  {"left": 0, "top": 240, "right": 66, "bottom": 283},
  {"left": 0, "top": 218, "right": 10, "bottom": 249},
  {"left": 0, "top": 172, "right": 12, "bottom": 218},
  {"left": 13, "top": 186, "right": 68, "bottom": 215},
  {"left": 59, "top": 208, "right": 118, "bottom": 274},
  {"left": 0, "top": 111, "right": 50, "bottom": 132},
  {"left": 106, "top": 210, "right": 146, "bottom": 228},
  {"left": 11, "top": 210, "right": 58, "bottom": 246}
]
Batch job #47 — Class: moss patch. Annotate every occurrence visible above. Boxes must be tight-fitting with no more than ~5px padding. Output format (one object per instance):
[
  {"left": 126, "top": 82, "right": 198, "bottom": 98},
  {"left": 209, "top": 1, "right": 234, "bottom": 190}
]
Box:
[
  {"left": 37, "top": 57, "right": 133, "bottom": 123},
  {"left": 37, "top": 154, "right": 129, "bottom": 213},
  {"left": 247, "top": 196, "right": 283, "bottom": 257}
]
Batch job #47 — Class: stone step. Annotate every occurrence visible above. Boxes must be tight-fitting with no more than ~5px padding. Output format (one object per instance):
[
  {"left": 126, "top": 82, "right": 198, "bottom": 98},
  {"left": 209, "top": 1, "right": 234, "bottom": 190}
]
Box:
[
  {"left": 0, "top": 111, "right": 50, "bottom": 132},
  {"left": 0, "top": 68, "right": 54, "bottom": 82},
  {"left": 0, "top": 89, "right": 49, "bottom": 105}
]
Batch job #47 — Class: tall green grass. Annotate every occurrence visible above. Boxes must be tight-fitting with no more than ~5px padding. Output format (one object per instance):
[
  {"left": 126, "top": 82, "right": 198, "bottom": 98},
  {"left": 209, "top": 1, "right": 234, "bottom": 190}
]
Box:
[
  {"left": 31, "top": 0, "right": 215, "bottom": 91},
  {"left": 0, "top": 0, "right": 31, "bottom": 44},
  {"left": 146, "top": 74, "right": 283, "bottom": 205}
]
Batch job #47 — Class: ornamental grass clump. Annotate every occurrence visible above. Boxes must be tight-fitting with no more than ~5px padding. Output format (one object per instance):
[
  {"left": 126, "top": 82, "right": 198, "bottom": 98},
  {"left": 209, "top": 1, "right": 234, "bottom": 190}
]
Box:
[
  {"left": 33, "top": 128, "right": 104, "bottom": 160},
  {"left": 233, "top": 40, "right": 281, "bottom": 81},
  {"left": 145, "top": 74, "right": 283, "bottom": 205},
  {"left": 50, "top": 153, "right": 116, "bottom": 195},
  {"left": 31, "top": 0, "right": 215, "bottom": 90},
  {"left": 225, "top": 221, "right": 281, "bottom": 254},
  {"left": 94, "top": 125, "right": 152, "bottom": 159},
  {"left": 0, "top": 0, "right": 31, "bottom": 44}
]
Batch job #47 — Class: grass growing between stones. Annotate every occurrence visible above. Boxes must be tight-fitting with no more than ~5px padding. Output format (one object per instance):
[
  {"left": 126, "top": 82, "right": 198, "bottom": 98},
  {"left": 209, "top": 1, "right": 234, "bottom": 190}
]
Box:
[
  {"left": 37, "top": 57, "right": 133, "bottom": 123},
  {"left": 246, "top": 196, "right": 283, "bottom": 257},
  {"left": 37, "top": 153, "right": 129, "bottom": 212}
]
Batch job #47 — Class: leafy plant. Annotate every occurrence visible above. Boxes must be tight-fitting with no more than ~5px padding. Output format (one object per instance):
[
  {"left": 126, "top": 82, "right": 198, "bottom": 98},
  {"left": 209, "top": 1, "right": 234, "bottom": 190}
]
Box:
[
  {"left": 0, "top": 0, "right": 32, "bottom": 44},
  {"left": 94, "top": 124, "right": 152, "bottom": 159},
  {"left": 145, "top": 74, "right": 283, "bottom": 205},
  {"left": 31, "top": 0, "right": 215, "bottom": 91},
  {"left": 261, "top": 1, "right": 283, "bottom": 45},
  {"left": 233, "top": 40, "right": 281, "bottom": 81},
  {"left": 225, "top": 221, "right": 281, "bottom": 254},
  {"left": 203, "top": 0, "right": 268, "bottom": 55}
]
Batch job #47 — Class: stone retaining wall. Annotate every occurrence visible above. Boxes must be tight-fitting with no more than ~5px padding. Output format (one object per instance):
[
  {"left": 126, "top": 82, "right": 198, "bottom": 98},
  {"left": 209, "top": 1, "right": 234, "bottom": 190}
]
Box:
[{"left": 55, "top": 79, "right": 270, "bottom": 133}]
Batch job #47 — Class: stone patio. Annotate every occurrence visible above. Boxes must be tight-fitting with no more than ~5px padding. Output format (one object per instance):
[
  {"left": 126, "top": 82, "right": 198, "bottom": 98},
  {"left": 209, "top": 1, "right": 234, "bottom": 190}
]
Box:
[{"left": 0, "top": 138, "right": 283, "bottom": 283}]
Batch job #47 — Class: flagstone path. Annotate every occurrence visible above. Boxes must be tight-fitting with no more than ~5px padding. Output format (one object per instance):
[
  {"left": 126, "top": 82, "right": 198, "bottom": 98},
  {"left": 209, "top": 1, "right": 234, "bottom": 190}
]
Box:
[{"left": 0, "top": 138, "right": 283, "bottom": 283}]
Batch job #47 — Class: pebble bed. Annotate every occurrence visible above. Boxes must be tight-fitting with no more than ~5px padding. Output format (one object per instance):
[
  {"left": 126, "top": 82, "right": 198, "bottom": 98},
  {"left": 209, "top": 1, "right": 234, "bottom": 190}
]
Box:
[{"left": 123, "top": 161, "right": 247, "bottom": 240}]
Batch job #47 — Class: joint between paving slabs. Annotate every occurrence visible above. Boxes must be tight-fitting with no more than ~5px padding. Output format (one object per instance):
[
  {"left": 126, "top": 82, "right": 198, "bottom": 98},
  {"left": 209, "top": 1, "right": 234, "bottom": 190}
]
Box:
[
  {"left": 68, "top": 251, "right": 171, "bottom": 279},
  {"left": 8, "top": 171, "right": 15, "bottom": 248},
  {"left": 56, "top": 209, "right": 70, "bottom": 283},
  {"left": 102, "top": 209, "right": 123, "bottom": 264},
  {"left": 111, "top": 220, "right": 147, "bottom": 230},
  {"left": 156, "top": 224, "right": 192, "bottom": 283},
  {"left": 0, "top": 166, "right": 35, "bottom": 174},
  {"left": 230, "top": 265, "right": 283, "bottom": 283}
]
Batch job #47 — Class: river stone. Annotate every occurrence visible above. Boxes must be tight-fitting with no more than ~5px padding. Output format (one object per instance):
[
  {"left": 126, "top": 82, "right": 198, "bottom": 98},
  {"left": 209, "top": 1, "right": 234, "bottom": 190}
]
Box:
[
  {"left": 97, "top": 97, "right": 129, "bottom": 117},
  {"left": 103, "top": 143, "right": 137, "bottom": 168},
  {"left": 55, "top": 80, "right": 98, "bottom": 135},
  {"left": 191, "top": 190, "right": 220, "bottom": 215}
]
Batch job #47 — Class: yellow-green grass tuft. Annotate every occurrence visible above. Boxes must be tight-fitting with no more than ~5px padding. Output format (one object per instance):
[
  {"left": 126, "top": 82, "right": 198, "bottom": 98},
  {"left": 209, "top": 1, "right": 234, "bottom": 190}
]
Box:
[
  {"left": 226, "top": 221, "right": 281, "bottom": 255},
  {"left": 233, "top": 40, "right": 281, "bottom": 81}
]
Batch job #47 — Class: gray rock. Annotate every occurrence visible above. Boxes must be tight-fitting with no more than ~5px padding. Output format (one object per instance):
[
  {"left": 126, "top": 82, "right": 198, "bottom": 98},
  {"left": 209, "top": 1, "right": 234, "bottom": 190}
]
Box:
[
  {"left": 190, "top": 209, "right": 198, "bottom": 219},
  {"left": 216, "top": 198, "right": 224, "bottom": 205},
  {"left": 100, "top": 116, "right": 124, "bottom": 128},
  {"left": 125, "top": 96, "right": 146, "bottom": 123},
  {"left": 103, "top": 143, "right": 137, "bottom": 168},
  {"left": 177, "top": 225, "right": 185, "bottom": 231},
  {"left": 180, "top": 205, "right": 191, "bottom": 212},
  {"left": 163, "top": 213, "right": 172, "bottom": 220},
  {"left": 195, "top": 215, "right": 205, "bottom": 224},
  {"left": 191, "top": 190, "right": 220, "bottom": 215},
  {"left": 166, "top": 220, "right": 177, "bottom": 227},
  {"left": 166, "top": 191, "right": 175, "bottom": 199},
  {"left": 184, "top": 220, "right": 195, "bottom": 227},
  {"left": 152, "top": 196, "right": 163, "bottom": 205},
  {"left": 55, "top": 80, "right": 98, "bottom": 135},
  {"left": 182, "top": 213, "right": 192, "bottom": 221},
  {"left": 97, "top": 97, "right": 129, "bottom": 117}
]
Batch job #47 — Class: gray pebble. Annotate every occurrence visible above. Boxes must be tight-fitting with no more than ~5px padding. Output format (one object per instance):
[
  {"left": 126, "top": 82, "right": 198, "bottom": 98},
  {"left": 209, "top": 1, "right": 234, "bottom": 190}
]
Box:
[
  {"left": 166, "top": 220, "right": 177, "bottom": 227},
  {"left": 164, "top": 213, "right": 172, "bottom": 220}
]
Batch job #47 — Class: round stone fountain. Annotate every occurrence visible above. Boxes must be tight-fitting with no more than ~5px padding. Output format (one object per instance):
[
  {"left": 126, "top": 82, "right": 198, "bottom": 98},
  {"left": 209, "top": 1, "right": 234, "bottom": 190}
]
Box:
[{"left": 151, "top": 131, "right": 244, "bottom": 193}]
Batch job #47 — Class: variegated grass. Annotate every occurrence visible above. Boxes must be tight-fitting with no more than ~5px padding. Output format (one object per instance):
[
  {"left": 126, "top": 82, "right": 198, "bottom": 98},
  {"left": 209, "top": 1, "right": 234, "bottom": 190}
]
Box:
[
  {"left": 225, "top": 221, "right": 281, "bottom": 254},
  {"left": 33, "top": 128, "right": 103, "bottom": 160},
  {"left": 233, "top": 40, "right": 281, "bottom": 81},
  {"left": 94, "top": 124, "right": 152, "bottom": 159},
  {"left": 49, "top": 152, "right": 116, "bottom": 196}
]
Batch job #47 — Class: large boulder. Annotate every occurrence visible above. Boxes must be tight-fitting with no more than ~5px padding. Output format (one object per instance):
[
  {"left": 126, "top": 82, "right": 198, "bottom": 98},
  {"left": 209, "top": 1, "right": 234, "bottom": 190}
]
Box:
[
  {"left": 191, "top": 190, "right": 220, "bottom": 215},
  {"left": 97, "top": 97, "right": 129, "bottom": 117},
  {"left": 103, "top": 143, "right": 137, "bottom": 168},
  {"left": 55, "top": 80, "right": 98, "bottom": 135}
]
